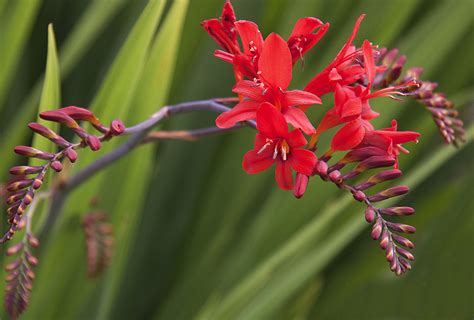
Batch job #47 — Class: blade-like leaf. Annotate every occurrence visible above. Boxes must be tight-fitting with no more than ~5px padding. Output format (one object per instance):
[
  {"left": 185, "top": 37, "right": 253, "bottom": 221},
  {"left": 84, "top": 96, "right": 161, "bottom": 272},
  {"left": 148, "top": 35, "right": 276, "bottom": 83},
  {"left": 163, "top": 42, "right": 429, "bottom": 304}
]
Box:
[
  {"left": 0, "top": 0, "right": 41, "bottom": 109},
  {"left": 30, "top": 24, "right": 61, "bottom": 166},
  {"left": 0, "top": 0, "right": 126, "bottom": 180}
]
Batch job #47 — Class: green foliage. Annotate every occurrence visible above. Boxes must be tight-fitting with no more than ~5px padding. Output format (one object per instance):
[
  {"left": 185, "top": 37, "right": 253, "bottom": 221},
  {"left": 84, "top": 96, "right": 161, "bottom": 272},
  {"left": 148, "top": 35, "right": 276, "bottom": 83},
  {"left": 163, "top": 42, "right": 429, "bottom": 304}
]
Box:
[{"left": 0, "top": 0, "right": 472, "bottom": 319}]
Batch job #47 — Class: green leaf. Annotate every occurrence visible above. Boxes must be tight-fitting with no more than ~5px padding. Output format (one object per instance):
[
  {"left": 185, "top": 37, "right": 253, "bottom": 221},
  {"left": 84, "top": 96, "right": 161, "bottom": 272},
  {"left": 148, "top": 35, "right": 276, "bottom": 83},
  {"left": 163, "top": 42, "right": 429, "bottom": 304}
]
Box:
[
  {"left": 29, "top": 24, "right": 61, "bottom": 167},
  {"left": 25, "top": 1, "right": 167, "bottom": 318},
  {"left": 95, "top": 1, "right": 190, "bottom": 318},
  {"left": 0, "top": 0, "right": 126, "bottom": 180},
  {"left": 0, "top": 0, "right": 42, "bottom": 109}
]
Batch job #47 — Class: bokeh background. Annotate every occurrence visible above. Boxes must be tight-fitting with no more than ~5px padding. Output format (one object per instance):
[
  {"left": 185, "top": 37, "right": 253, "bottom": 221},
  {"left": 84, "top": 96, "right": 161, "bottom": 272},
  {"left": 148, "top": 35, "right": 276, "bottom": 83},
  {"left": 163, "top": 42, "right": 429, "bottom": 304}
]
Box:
[{"left": 0, "top": 0, "right": 473, "bottom": 319}]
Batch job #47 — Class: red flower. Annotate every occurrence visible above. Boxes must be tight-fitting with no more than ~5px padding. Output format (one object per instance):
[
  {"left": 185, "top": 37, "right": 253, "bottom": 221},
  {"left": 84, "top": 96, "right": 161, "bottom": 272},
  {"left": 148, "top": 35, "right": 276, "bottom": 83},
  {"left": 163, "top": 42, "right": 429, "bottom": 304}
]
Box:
[
  {"left": 287, "top": 17, "right": 330, "bottom": 65},
  {"left": 304, "top": 15, "right": 366, "bottom": 97},
  {"left": 243, "top": 103, "right": 317, "bottom": 190},
  {"left": 312, "top": 40, "right": 418, "bottom": 151},
  {"left": 201, "top": 1, "right": 240, "bottom": 55},
  {"left": 216, "top": 33, "right": 321, "bottom": 134},
  {"left": 203, "top": 1, "right": 330, "bottom": 82},
  {"left": 360, "top": 120, "right": 420, "bottom": 168}
]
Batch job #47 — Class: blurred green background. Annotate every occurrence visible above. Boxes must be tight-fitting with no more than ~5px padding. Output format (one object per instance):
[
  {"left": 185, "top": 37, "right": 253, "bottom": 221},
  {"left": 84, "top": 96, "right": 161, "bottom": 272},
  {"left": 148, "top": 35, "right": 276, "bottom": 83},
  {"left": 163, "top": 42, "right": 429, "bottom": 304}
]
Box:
[{"left": 0, "top": 0, "right": 473, "bottom": 319}]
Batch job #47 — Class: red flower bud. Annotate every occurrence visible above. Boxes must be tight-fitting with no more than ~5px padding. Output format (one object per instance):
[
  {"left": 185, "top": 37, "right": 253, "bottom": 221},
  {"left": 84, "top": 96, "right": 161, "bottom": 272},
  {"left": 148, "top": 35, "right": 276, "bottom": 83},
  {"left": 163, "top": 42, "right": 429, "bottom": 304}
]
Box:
[
  {"left": 51, "top": 161, "right": 63, "bottom": 172},
  {"left": 293, "top": 174, "right": 309, "bottom": 199},
  {"left": 86, "top": 136, "right": 101, "bottom": 151},
  {"left": 110, "top": 120, "right": 125, "bottom": 135}
]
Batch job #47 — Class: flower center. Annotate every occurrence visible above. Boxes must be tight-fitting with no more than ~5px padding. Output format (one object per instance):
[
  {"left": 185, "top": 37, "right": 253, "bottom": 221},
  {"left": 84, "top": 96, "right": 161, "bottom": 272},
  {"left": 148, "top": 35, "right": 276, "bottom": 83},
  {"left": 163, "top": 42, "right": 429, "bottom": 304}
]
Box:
[{"left": 257, "top": 139, "right": 290, "bottom": 161}]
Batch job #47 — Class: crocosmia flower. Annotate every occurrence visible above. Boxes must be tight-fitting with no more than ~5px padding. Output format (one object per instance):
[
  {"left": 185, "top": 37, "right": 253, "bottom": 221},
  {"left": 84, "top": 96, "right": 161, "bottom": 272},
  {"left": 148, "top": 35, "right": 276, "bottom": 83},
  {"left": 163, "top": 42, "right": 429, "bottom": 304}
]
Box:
[
  {"left": 216, "top": 33, "right": 321, "bottom": 134},
  {"left": 243, "top": 103, "right": 317, "bottom": 190}
]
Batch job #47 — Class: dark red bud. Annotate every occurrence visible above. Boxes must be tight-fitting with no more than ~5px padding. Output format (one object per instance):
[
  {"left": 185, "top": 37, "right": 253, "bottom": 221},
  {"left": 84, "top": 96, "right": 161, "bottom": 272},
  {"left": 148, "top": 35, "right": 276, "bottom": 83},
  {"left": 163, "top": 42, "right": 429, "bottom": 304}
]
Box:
[
  {"left": 293, "top": 174, "right": 309, "bottom": 199},
  {"left": 328, "top": 170, "right": 342, "bottom": 184},
  {"left": 27, "top": 234, "right": 40, "bottom": 248},
  {"left": 367, "top": 185, "right": 409, "bottom": 202},
  {"left": 314, "top": 160, "right": 328, "bottom": 175},
  {"left": 352, "top": 190, "right": 366, "bottom": 202},
  {"left": 32, "top": 179, "right": 43, "bottom": 190},
  {"left": 379, "top": 229, "right": 390, "bottom": 249},
  {"left": 392, "top": 234, "right": 415, "bottom": 248},
  {"left": 86, "top": 136, "right": 101, "bottom": 151},
  {"left": 14, "top": 146, "right": 54, "bottom": 160},
  {"left": 40, "top": 110, "right": 80, "bottom": 129},
  {"left": 65, "top": 148, "right": 78, "bottom": 163},
  {"left": 365, "top": 207, "right": 375, "bottom": 223},
  {"left": 396, "top": 247, "right": 415, "bottom": 261},
  {"left": 9, "top": 166, "right": 44, "bottom": 175},
  {"left": 379, "top": 206, "right": 415, "bottom": 216},
  {"left": 386, "top": 222, "right": 416, "bottom": 234},
  {"left": 110, "top": 119, "right": 125, "bottom": 135},
  {"left": 51, "top": 161, "right": 63, "bottom": 172},
  {"left": 6, "top": 242, "right": 24, "bottom": 256},
  {"left": 371, "top": 217, "right": 383, "bottom": 240}
]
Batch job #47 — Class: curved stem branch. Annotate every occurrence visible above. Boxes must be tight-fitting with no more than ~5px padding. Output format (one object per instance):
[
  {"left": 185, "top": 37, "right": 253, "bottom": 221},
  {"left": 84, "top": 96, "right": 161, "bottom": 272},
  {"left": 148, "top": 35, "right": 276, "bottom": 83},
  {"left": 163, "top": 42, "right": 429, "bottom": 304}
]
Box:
[{"left": 40, "top": 99, "right": 254, "bottom": 239}]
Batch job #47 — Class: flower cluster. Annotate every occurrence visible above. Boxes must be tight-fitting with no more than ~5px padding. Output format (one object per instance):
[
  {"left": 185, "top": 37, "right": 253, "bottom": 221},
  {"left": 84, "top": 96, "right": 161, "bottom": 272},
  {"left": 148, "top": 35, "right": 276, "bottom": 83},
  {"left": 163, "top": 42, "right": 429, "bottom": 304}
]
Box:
[
  {"left": 82, "top": 211, "right": 114, "bottom": 278},
  {"left": 1, "top": 107, "right": 124, "bottom": 243},
  {"left": 4, "top": 232, "right": 40, "bottom": 319},
  {"left": 203, "top": 1, "right": 464, "bottom": 274}
]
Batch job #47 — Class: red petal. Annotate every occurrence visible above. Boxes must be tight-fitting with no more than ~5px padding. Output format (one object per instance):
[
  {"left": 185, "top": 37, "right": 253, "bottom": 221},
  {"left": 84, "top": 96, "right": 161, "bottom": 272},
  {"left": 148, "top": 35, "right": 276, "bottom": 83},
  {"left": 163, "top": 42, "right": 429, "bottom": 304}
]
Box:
[
  {"left": 283, "top": 107, "right": 315, "bottom": 135},
  {"left": 283, "top": 90, "right": 322, "bottom": 107},
  {"left": 290, "top": 149, "right": 317, "bottom": 175},
  {"left": 316, "top": 108, "right": 341, "bottom": 134},
  {"left": 256, "top": 102, "right": 288, "bottom": 138},
  {"left": 362, "top": 39, "right": 376, "bottom": 89},
  {"left": 287, "top": 129, "right": 307, "bottom": 148},
  {"left": 275, "top": 160, "right": 293, "bottom": 190},
  {"left": 202, "top": 19, "right": 240, "bottom": 54},
  {"left": 215, "top": 100, "right": 259, "bottom": 128},
  {"left": 221, "top": 1, "right": 237, "bottom": 32},
  {"left": 253, "top": 133, "right": 276, "bottom": 157},
  {"left": 339, "top": 98, "right": 362, "bottom": 121},
  {"left": 235, "top": 20, "right": 263, "bottom": 55},
  {"left": 377, "top": 131, "right": 420, "bottom": 145},
  {"left": 258, "top": 33, "right": 292, "bottom": 89},
  {"left": 334, "top": 14, "right": 365, "bottom": 63},
  {"left": 331, "top": 120, "right": 365, "bottom": 151},
  {"left": 233, "top": 80, "right": 265, "bottom": 102},
  {"left": 243, "top": 150, "right": 274, "bottom": 174},
  {"left": 329, "top": 68, "right": 343, "bottom": 81},
  {"left": 290, "top": 17, "right": 323, "bottom": 38}
]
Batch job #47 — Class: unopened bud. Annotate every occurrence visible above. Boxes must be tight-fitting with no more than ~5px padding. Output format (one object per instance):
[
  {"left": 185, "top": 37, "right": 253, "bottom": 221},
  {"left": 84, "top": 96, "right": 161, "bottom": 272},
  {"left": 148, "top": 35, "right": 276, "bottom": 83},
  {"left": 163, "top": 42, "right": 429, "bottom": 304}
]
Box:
[
  {"left": 51, "top": 161, "right": 63, "bottom": 172},
  {"left": 65, "top": 148, "right": 78, "bottom": 163},
  {"left": 365, "top": 207, "right": 375, "bottom": 223},
  {"left": 110, "top": 120, "right": 125, "bottom": 135},
  {"left": 86, "top": 136, "right": 101, "bottom": 151},
  {"left": 293, "top": 174, "right": 309, "bottom": 199}
]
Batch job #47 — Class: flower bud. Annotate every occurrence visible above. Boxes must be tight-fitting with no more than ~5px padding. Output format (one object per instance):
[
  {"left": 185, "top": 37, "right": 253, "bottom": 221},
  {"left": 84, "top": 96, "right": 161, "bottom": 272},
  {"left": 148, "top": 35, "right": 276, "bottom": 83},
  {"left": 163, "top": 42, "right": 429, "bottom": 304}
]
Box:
[
  {"left": 65, "top": 148, "right": 78, "bottom": 163},
  {"left": 314, "top": 160, "right": 328, "bottom": 175},
  {"left": 6, "top": 243, "right": 23, "bottom": 256},
  {"left": 365, "top": 207, "right": 375, "bottom": 223},
  {"left": 14, "top": 146, "right": 54, "bottom": 160},
  {"left": 40, "top": 110, "right": 80, "bottom": 129},
  {"left": 51, "top": 161, "right": 63, "bottom": 172},
  {"left": 110, "top": 120, "right": 125, "bottom": 135},
  {"left": 371, "top": 217, "right": 383, "bottom": 240},
  {"left": 392, "top": 234, "right": 415, "bottom": 248},
  {"left": 293, "top": 174, "right": 309, "bottom": 199},
  {"left": 396, "top": 247, "right": 414, "bottom": 261},
  {"left": 379, "top": 206, "right": 415, "bottom": 216},
  {"left": 386, "top": 222, "right": 416, "bottom": 234},
  {"left": 86, "top": 136, "right": 101, "bottom": 151},
  {"left": 9, "top": 166, "right": 44, "bottom": 176}
]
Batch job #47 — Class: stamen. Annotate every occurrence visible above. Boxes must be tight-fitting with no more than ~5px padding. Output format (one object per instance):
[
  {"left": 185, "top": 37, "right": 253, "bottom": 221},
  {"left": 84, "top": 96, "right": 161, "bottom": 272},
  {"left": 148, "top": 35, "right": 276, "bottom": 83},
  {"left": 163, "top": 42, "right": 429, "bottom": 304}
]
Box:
[{"left": 257, "top": 139, "right": 273, "bottom": 154}]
